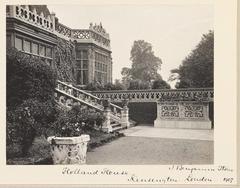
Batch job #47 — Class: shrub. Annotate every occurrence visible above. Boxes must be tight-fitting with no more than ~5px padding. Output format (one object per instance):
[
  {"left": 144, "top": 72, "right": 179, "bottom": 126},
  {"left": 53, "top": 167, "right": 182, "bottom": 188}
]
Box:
[
  {"left": 49, "top": 105, "right": 105, "bottom": 137},
  {"left": 152, "top": 79, "right": 171, "bottom": 89},
  {"left": 6, "top": 48, "right": 58, "bottom": 156},
  {"left": 103, "top": 82, "right": 125, "bottom": 90},
  {"left": 7, "top": 48, "right": 57, "bottom": 107},
  {"left": 84, "top": 81, "right": 104, "bottom": 91},
  {"left": 128, "top": 79, "right": 151, "bottom": 90}
]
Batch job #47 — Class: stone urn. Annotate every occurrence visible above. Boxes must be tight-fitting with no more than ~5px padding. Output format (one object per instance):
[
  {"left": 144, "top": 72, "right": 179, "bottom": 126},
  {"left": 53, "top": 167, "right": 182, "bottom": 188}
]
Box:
[
  {"left": 122, "top": 99, "right": 129, "bottom": 108},
  {"left": 47, "top": 134, "right": 90, "bottom": 165},
  {"left": 103, "top": 98, "right": 111, "bottom": 109}
]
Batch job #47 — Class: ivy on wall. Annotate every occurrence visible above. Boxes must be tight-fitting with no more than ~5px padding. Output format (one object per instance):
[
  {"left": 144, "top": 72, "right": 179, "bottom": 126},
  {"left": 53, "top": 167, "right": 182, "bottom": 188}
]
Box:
[{"left": 55, "top": 37, "right": 77, "bottom": 83}]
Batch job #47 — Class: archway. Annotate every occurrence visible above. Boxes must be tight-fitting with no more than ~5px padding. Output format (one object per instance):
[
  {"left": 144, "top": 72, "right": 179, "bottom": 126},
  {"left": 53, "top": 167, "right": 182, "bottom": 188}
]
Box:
[{"left": 128, "top": 102, "right": 157, "bottom": 125}]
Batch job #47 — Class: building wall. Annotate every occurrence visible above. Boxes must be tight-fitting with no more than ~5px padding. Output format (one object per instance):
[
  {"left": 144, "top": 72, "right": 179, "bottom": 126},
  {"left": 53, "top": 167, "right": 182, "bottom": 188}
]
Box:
[
  {"left": 6, "top": 17, "right": 57, "bottom": 69},
  {"left": 6, "top": 5, "right": 113, "bottom": 86},
  {"left": 75, "top": 43, "right": 112, "bottom": 85}
]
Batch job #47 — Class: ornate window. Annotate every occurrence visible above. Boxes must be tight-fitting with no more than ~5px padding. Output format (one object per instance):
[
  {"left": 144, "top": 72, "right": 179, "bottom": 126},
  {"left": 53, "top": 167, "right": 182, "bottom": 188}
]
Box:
[
  {"left": 82, "top": 50, "right": 88, "bottom": 59},
  {"left": 76, "top": 50, "right": 89, "bottom": 85},
  {"left": 32, "top": 43, "right": 38, "bottom": 55},
  {"left": 94, "top": 52, "right": 108, "bottom": 84},
  {"left": 39, "top": 45, "right": 45, "bottom": 56},
  {"left": 23, "top": 40, "right": 31, "bottom": 53},
  {"left": 46, "top": 47, "right": 52, "bottom": 58},
  {"left": 15, "top": 37, "right": 23, "bottom": 50},
  {"left": 14, "top": 36, "right": 53, "bottom": 66}
]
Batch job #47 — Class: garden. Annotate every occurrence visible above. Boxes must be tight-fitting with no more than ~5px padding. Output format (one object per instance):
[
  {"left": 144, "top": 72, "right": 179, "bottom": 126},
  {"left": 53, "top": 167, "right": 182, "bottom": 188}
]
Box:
[{"left": 6, "top": 48, "right": 123, "bottom": 165}]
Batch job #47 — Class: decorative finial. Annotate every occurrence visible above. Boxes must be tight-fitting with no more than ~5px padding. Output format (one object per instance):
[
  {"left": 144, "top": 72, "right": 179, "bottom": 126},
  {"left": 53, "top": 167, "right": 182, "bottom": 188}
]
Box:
[
  {"left": 89, "top": 22, "right": 93, "bottom": 29},
  {"left": 33, "top": 8, "right": 37, "bottom": 14},
  {"left": 40, "top": 11, "right": 44, "bottom": 17}
]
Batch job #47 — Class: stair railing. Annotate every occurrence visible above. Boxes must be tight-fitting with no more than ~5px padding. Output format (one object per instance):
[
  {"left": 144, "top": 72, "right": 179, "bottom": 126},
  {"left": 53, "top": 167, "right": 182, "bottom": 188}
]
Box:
[{"left": 55, "top": 80, "right": 128, "bottom": 132}]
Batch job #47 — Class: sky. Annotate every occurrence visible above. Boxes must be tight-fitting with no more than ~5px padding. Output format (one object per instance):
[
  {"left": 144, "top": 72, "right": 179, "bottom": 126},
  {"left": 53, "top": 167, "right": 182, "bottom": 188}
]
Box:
[{"left": 47, "top": 4, "right": 213, "bottom": 87}]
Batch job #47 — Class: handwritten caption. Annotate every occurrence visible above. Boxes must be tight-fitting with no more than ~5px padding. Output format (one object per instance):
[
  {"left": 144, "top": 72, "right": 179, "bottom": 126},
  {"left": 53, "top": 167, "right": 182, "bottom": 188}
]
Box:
[{"left": 61, "top": 165, "right": 235, "bottom": 184}]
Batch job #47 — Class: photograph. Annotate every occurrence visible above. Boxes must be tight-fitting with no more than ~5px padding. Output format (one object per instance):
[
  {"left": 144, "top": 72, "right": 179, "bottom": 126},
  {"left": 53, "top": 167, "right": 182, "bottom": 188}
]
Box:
[
  {"left": 2, "top": 0, "right": 238, "bottom": 186},
  {"left": 6, "top": 4, "right": 214, "bottom": 165}
]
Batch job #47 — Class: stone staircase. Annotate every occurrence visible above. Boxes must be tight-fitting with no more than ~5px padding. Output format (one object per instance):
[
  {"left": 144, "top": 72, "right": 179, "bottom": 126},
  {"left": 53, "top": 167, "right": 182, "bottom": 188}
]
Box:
[{"left": 54, "top": 80, "right": 129, "bottom": 132}]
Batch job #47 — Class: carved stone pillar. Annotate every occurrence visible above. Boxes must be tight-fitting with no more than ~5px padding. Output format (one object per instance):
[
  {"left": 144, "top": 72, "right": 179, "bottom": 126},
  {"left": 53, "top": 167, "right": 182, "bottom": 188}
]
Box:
[
  {"left": 88, "top": 48, "right": 95, "bottom": 83},
  {"left": 102, "top": 99, "right": 112, "bottom": 133},
  {"left": 8, "top": 5, "right": 16, "bottom": 17},
  {"left": 121, "top": 99, "right": 130, "bottom": 128},
  {"left": 102, "top": 108, "right": 112, "bottom": 133},
  {"left": 154, "top": 101, "right": 212, "bottom": 129}
]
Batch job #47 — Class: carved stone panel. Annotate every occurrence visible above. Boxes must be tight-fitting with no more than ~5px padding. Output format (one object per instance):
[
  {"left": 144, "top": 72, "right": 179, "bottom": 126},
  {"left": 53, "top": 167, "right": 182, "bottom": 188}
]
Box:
[
  {"left": 160, "top": 103, "right": 179, "bottom": 118},
  {"left": 158, "top": 102, "right": 209, "bottom": 121},
  {"left": 155, "top": 101, "right": 212, "bottom": 129}
]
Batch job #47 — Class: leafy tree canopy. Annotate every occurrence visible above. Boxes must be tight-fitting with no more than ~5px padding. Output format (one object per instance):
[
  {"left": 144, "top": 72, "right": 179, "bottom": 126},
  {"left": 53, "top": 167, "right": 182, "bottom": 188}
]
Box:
[
  {"left": 121, "top": 40, "right": 162, "bottom": 84},
  {"left": 128, "top": 79, "right": 151, "bottom": 90},
  {"left": 152, "top": 79, "right": 171, "bottom": 89},
  {"left": 170, "top": 30, "right": 214, "bottom": 88}
]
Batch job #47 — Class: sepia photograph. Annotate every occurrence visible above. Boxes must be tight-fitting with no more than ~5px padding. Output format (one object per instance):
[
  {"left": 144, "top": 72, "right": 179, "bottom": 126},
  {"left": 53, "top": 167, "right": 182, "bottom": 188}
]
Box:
[
  {"left": 6, "top": 3, "right": 214, "bottom": 166},
  {"left": 1, "top": 0, "right": 239, "bottom": 186}
]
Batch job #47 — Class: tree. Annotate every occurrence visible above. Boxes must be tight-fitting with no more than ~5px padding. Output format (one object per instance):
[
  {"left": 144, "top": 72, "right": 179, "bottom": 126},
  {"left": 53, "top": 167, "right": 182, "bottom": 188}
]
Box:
[
  {"left": 121, "top": 40, "right": 162, "bottom": 84},
  {"left": 84, "top": 81, "right": 104, "bottom": 91},
  {"left": 103, "top": 80, "right": 125, "bottom": 90},
  {"left": 170, "top": 31, "right": 214, "bottom": 88},
  {"left": 152, "top": 79, "right": 171, "bottom": 89},
  {"left": 113, "top": 79, "right": 125, "bottom": 90},
  {"left": 128, "top": 79, "right": 151, "bottom": 90}
]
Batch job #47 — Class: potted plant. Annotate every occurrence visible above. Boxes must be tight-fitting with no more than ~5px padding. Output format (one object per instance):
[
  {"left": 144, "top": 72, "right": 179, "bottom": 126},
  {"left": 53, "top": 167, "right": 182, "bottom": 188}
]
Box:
[{"left": 47, "top": 105, "right": 91, "bottom": 165}]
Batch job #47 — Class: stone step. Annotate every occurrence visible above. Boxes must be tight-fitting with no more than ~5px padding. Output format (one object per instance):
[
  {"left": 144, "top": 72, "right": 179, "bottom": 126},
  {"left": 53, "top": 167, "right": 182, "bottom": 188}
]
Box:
[
  {"left": 111, "top": 123, "right": 124, "bottom": 132},
  {"left": 111, "top": 123, "right": 121, "bottom": 128}
]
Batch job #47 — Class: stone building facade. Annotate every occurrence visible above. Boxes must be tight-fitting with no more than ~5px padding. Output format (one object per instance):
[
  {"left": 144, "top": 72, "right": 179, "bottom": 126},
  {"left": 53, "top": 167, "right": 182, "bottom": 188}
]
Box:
[{"left": 6, "top": 5, "right": 113, "bottom": 86}]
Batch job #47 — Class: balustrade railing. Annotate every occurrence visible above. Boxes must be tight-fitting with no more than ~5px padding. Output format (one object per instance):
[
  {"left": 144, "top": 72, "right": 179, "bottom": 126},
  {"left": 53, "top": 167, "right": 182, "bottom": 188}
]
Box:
[
  {"left": 92, "top": 88, "right": 214, "bottom": 102},
  {"left": 56, "top": 23, "right": 72, "bottom": 38},
  {"left": 71, "top": 29, "right": 110, "bottom": 48},
  {"left": 10, "top": 5, "right": 54, "bottom": 32},
  {"left": 72, "top": 29, "right": 91, "bottom": 39},
  {"left": 56, "top": 80, "right": 122, "bottom": 118},
  {"left": 7, "top": 5, "right": 111, "bottom": 50}
]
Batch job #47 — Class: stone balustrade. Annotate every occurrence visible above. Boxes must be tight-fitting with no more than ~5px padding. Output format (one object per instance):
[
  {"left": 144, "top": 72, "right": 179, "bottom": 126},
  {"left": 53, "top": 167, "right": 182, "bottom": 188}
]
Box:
[
  {"left": 71, "top": 29, "right": 110, "bottom": 50},
  {"left": 7, "top": 5, "right": 111, "bottom": 50},
  {"left": 91, "top": 88, "right": 214, "bottom": 103},
  {"left": 72, "top": 29, "right": 91, "bottom": 39},
  {"left": 55, "top": 80, "right": 127, "bottom": 132},
  {"left": 7, "top": 5, "right": 54, "bottom": 32},
  {"left": 56, "top": 22, "right": 72, "bottom": 38}
]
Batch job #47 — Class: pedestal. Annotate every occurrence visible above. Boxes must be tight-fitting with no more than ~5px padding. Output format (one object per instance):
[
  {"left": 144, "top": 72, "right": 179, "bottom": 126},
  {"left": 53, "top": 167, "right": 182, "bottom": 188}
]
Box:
[{"left": 47, "top": 135, "right": 90, "bottom": 165}]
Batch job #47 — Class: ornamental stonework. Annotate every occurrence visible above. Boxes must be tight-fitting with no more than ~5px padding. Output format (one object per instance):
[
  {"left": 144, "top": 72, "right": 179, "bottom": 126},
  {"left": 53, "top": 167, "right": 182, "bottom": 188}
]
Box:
[{"left": 158, "top": 102, "right": 209, "bottom": 121}]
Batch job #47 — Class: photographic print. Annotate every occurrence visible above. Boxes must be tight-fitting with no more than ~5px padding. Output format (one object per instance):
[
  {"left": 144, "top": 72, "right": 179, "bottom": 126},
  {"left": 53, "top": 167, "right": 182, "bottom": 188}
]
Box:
[
  {"left": 6, "top": 3, "right": 214, "bottom": 165},
  {"left": 1, "top": 0, "right": 238, "bottom": 186}
]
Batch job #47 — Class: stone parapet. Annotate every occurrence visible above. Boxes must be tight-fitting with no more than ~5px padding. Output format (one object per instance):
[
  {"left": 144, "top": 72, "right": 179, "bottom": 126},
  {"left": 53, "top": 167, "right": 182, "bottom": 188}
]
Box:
[
  {"left": 6, "top": 5, "right": 111, "bottom": 51},
  {"left": 92, "top": 88, "right": 214, "bottom": 103}
]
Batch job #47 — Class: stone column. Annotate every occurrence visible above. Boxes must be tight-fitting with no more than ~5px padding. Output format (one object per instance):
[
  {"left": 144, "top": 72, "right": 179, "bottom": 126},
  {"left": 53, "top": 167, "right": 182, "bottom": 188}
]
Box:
[
  {"left": 8, "top": 5, "right": 16, "bottom": 17},
  {"left": 121, "top": 99, "right": 130, "bottom": 128},
  {"left": 88, "top": 48, "right": 95, "bottom": 83},
  {"left": 102, "top": 99, "right": 112, "bottom": 133},
  {"left": 50, "top": 12, "right": 56, "bottom": 31}
]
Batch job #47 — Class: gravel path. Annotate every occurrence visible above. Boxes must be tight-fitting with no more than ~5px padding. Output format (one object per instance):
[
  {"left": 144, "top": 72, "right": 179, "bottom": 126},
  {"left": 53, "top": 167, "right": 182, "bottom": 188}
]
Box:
[{"left": 87, "top": 136, "right": 213, "bottom": 165}]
